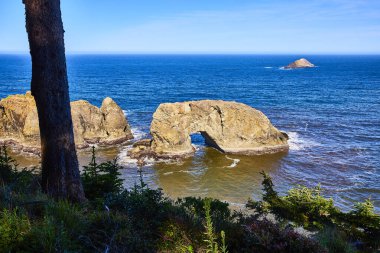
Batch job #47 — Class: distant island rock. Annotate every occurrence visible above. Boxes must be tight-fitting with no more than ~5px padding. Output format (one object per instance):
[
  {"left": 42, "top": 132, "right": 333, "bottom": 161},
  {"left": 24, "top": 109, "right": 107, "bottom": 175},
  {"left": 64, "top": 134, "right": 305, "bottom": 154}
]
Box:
[
  {"left": 130, "top": 100, "right": 288, "bottom": 164},
  {"left": 0, "top": 92, "right": 133, "bottom": 155},
  {"left": 284, "top": 58, "right": 315, "bottom": 69}
]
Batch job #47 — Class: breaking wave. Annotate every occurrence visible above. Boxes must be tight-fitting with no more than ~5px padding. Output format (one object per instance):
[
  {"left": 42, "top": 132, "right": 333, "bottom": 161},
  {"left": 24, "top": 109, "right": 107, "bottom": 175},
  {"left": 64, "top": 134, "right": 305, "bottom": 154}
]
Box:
[
  {"left": 287, "top": 132, "right": 320, "bottom": 151},
  {"left": 131, "top": 127, "right": 146, "bottom": 140}
]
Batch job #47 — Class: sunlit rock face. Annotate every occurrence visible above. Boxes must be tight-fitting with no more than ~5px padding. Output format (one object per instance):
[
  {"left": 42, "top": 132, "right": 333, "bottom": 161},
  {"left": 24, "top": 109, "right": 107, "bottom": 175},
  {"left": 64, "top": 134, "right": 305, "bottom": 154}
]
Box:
[
  {"left": 149, "top": 100, "right": 288, "bottom": 158},
  {"left": 284, "top": 58, "right": 315, "bottom": 69},
  {"left": 0, "top": 92, "right": 133, "bottom": 154}
]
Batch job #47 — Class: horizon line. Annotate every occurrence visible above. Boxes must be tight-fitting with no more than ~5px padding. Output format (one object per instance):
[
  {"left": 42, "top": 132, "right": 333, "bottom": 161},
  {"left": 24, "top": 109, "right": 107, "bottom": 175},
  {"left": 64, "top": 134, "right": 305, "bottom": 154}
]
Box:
[{"left": 1, "top": 51, "right": 380, "bottom": 56}]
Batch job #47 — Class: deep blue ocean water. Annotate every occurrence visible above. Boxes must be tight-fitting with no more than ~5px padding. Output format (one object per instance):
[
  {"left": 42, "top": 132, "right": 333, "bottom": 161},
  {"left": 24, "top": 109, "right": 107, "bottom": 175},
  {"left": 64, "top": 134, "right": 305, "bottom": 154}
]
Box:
[{"left": 0, "top": 54, "right": 379, "bottom": 211}]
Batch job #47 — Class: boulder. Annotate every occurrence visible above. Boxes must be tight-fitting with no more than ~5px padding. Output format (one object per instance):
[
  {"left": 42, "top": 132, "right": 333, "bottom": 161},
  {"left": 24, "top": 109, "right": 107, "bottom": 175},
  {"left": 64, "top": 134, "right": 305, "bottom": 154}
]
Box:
[
  {"left": 284, "top": 58, "right": 315, "bottom": 69},
  {"left": 0, "top": 92, "right": 133, "bottom": 154},
  {"left": 130, "top": 100, "right": 288, "bottom": 160}
]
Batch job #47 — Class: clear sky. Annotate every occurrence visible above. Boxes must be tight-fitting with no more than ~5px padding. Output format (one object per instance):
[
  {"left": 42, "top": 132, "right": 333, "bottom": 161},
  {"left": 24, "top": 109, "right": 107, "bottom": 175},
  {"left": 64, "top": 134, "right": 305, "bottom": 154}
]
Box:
[{"left": 0, "top": 0, "right": 379, "bottom": 54}]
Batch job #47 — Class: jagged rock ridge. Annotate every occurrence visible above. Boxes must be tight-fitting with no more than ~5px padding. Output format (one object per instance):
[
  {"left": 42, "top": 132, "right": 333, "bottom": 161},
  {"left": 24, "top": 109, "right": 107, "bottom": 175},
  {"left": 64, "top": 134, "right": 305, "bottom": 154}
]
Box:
[{"left": 0, "top": 92, "right": 133, "bottom": 154}]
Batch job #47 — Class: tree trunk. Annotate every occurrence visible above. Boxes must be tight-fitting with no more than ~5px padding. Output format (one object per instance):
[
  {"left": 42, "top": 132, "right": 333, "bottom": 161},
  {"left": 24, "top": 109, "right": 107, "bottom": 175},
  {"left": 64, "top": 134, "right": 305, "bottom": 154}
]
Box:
[{"left": 23, "top": 0, "right": 85, "bottom": 202}]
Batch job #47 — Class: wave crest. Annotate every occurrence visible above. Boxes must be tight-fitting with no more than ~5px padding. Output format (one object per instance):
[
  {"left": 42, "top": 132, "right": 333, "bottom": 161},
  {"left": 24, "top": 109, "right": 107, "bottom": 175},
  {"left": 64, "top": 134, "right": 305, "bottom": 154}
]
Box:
[{"left": 287, "top": 132, "right": 319, "bottom": 151}]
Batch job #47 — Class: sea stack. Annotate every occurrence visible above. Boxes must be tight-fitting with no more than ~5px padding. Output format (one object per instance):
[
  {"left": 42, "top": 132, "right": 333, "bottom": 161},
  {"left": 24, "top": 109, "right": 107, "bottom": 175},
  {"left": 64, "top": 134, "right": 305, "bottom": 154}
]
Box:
[
  {"left": 284, "top": 58, "right": 315, "bottom": 69},
  {"left": 0, "top": 92, "right": 133, "bottom": 154},
  {"left": 130, "top": 100, "right": 288, "bottom": 162}
]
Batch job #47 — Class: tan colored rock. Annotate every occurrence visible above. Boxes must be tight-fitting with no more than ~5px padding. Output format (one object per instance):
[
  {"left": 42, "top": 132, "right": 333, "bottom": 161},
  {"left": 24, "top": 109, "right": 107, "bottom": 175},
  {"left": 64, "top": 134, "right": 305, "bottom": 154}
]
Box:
[
  {"left": 132, "top": 139, "right": 152, "bottom": 148},
  {"left": 0, "top": 92, "right": 133, "bottom": 154},
  {"left": 147, "top": 100, "right": 288, "bottom": 158},
  {"left": 284, "top": 58, "right": 315, "bottom": 69},
  {"left": 101, "top": 97, "right": 131, "bottom": 142}
]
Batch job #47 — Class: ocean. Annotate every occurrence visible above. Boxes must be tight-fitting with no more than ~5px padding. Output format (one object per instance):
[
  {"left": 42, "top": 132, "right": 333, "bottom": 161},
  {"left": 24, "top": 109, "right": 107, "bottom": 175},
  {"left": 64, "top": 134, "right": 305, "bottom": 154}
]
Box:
[{"left": 0, "top": 54, "right": 379, "bottom": 211}]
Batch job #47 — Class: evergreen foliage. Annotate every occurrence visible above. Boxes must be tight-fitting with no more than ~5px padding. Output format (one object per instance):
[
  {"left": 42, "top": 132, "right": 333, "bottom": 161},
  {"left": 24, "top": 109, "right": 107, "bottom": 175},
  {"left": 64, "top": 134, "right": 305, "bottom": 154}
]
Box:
[
  {"left": 247, "top": 171, "right": 380, "bottom": 251},
  {"left": 81, "top": 146, "right": 123, "bottom": 200}
]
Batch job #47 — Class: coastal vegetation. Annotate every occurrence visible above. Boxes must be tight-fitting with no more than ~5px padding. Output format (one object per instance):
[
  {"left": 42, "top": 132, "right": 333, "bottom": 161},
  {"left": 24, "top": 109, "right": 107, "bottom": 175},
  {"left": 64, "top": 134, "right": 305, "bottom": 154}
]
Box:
[
  {"left": 1, "top": 146, "right": 379, "bottom": 253},
  {"left": 247, "top": 172, "right": 380, "bottom": 252}
]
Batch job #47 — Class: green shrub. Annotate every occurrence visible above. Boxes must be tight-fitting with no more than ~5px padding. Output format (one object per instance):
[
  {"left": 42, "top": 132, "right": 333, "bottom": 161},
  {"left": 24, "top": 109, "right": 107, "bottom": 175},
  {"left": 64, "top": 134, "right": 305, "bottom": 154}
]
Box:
[
  {"left": 248, "top": 172, "right": 380, "bottom": 251},
  {"left": 247, "top": 172, "right": 338, "bottom": 228},
  {"left": 45, "top": 200, "right": 85, "bottom": 234},
  {"left": 317, "top": 226, "right": 356, "bottom": 253},
  {"left": 0, "top": 208, "right": 31, "bottom": 252},
  {"left": 177, "top": 197, "right": 231, "bottom": 221},
  {"left": 158, "top": 222, "right": 194, "bottom": 253},
  {"left": 82, "top": 210, "right": 130, "bottom": 252},
  {"left": 81, "top": 146, "right": 123, "bottom": 200},
  {"left": 242, "top": 217, "right": 327, "bottom": 253},
  {"left": 0, "top": 146, "right": 39, "bottom": 193},
  {"left": 27, "top": 215, "right": 70, "bottom": 252},
  {"left": 0, "top": 146, "right": 41, "bottom": 213},
  {"left": 342, "top": 199, "right": 380, "bottom": 249},
  {"left": 282, "top": 184, "right": 338, "bottom": 228},
  {"left": 0, "top": 145, "right": 15, "bottom": 184},
  {"left": 203, "top": 198, "right": 228, "bottom": 253},
  {"left": 203, "top": 198, "right": 218, "bottom": 253},
  {"left": 176, "top": 196, "right": 247, "bottom": 252},
  {"left": 22, "top": 200, "right": 86, "bottom": 252},
  {"left": 104, "top": 174, "right": 174, "bottom": 252}
]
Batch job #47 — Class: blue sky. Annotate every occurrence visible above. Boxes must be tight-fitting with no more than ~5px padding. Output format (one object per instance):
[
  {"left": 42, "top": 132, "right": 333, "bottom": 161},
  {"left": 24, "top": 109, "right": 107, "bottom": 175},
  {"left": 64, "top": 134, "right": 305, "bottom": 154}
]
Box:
[{"left": 0, "top": 0, "right": 379, "bottom": 54}]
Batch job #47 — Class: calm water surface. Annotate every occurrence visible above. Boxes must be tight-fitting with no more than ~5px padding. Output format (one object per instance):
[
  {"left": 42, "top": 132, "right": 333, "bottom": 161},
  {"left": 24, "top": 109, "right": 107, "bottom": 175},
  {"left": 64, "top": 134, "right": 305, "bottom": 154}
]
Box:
[{"left": 0, "top": 54, "right": 379, "bottom": 211}]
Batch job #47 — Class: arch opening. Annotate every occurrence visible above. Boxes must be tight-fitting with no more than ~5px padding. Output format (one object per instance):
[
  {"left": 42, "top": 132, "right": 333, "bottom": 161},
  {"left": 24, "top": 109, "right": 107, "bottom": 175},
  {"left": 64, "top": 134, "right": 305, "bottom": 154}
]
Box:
[{"left": 190, "top": 131, "right": 224, "bottom": 153}]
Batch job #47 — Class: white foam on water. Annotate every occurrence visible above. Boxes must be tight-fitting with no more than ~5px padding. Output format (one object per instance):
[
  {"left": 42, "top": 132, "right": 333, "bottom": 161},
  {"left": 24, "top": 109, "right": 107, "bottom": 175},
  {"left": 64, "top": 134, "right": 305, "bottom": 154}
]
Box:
[
  {"left": 287, "top": 132, "right": 319, "bottom": 151},
  {"left": 117, "top": 146, "right": 138, "bottom": 166},
  {"left": 122, "top": 109, "right": 133, "bottom": 117},
  {"left": 225, "top": 156, "right": 240, "bottom": 168},
  {"left": 117, "top": 148, "right": 156, "bottom": 167},
  {"left": 179, "top": 170, "right": 192, "bottom": 173},
  {"left": 162, "top": 170, "right": 195, "bottom": 176},
  {"left": 143, "top": 157, "right": 156, "bottom": 166},
  {"left": 122, "top": 109, "right": 147, "bottom": 140},
  {"left": 264, "top": 66, "right": 273, "bottom": 69},
  {"left": 131, "top": 127, "right": 146, "bottom": 140},
  {"left": 279, "top": 66, "right": 294, "bottom": 71},
  {"left": 117, "top": 141, "right": 159, "bottom": 167}
]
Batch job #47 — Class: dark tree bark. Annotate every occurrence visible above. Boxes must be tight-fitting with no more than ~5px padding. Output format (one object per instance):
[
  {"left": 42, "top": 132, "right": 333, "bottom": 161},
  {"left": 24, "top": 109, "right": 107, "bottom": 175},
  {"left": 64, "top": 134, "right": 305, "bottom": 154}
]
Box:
[{"left": 23, "top": 0, "right": 85, "bottom": 202}]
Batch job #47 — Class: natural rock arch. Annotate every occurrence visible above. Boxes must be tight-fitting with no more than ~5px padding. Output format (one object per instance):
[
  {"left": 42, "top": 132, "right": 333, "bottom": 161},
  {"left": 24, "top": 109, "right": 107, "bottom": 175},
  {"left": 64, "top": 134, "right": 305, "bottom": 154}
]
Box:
[{"left": 149, "top": 100, "right": 288, "bottom": 158}]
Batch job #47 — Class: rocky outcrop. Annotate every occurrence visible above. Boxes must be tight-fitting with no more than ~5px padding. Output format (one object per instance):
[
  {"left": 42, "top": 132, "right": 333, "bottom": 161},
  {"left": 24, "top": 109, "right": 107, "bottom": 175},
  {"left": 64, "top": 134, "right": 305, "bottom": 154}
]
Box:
[
  {"left": 284, "top": 58, "right": 315, "bottom": 69},
  {"left": 0, "top": 92, "right": 133, "bottom": 154},
  {"left": 130, "top": 100, "right": 288, "bottom": 161}
]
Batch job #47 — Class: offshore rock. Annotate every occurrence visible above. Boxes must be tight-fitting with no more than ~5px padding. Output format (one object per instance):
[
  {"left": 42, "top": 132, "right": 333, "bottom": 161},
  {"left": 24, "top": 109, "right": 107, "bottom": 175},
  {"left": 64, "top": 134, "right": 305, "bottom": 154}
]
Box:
[
  {"left": 129, "top": 139, "right": 155, "bottom": 166},
  {"left": 130, "top": 100, "right": 288, "bottom": 160},
  {"left": 284, "top": 58, "right": 315, "bottom": 69},
  {"left": 0, "top": 92, "right": 133, "bottom": 154}
]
